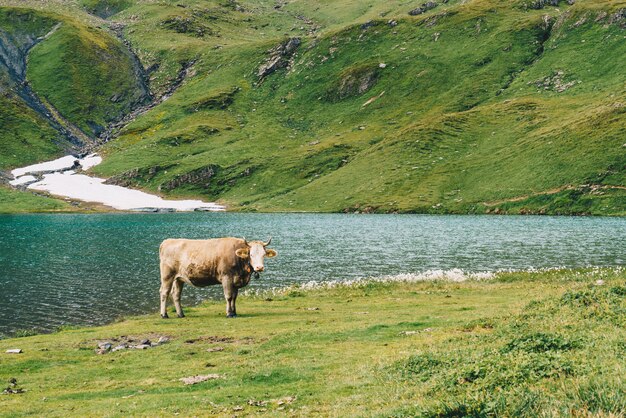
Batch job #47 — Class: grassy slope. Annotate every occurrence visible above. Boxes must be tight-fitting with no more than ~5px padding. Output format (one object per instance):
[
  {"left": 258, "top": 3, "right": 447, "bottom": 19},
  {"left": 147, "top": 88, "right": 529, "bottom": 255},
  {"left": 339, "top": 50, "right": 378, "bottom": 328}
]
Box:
[
  {"left": 0, "top": 8, "right": 66, "bottom": 170},
  {"left": 0, "top": 5, "right": 147, "bottom": 210},
  {"left": 0, "top": 0, "right": 623, "bottom": 215},
  {"left": 87, "top": 0, "right": 625, "bottom": 215},
  {"left": 25, "top": 13, "right": 149, "bottom": 138},
  {"left": 0, "top": 186, "right": 70, "bottom": 213},
  {"left": 0, "top": 269, "right": 624, "bottom": 416}
]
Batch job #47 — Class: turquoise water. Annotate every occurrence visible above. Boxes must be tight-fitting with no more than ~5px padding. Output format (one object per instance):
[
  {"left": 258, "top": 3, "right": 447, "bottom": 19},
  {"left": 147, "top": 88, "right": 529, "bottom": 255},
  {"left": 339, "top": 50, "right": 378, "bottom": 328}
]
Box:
[{"left": 0, "top": 213, "right": 624, "bottom": 337}]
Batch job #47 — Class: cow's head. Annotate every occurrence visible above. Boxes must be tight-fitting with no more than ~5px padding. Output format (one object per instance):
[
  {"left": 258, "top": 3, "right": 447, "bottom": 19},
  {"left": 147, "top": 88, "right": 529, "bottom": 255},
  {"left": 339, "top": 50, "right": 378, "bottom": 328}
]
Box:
[{"left": 236, "top": 237, "right": 277, "bottom": 272}]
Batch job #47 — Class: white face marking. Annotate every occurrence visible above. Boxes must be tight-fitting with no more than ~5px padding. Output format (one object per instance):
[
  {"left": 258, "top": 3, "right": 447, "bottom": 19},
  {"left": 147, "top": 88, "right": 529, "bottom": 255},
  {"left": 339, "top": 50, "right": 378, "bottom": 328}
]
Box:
[{"left": 249, "top": 243, "right": 266, "bottom": 272}]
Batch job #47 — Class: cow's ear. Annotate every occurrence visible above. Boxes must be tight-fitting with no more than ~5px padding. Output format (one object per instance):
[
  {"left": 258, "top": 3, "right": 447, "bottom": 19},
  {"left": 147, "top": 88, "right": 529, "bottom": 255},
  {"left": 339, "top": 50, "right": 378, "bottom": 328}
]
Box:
[
  {"left": 235, "top": 248, "right": 249, "bottom": 258},
  {"left": 265, "top": 249, "right": 277, "bottom": 258}
]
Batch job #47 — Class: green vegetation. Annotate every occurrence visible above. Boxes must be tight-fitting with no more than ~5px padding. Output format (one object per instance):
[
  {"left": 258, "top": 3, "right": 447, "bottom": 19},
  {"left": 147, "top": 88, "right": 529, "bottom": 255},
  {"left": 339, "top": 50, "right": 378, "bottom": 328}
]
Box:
[
  {"left": 0, "top": 186, "right": 70, "bottom": 213},
  {"left": 1, "top": 268, "right": 624, "bottom": 416},
  {"left": 26, "top": 14, "right": 149, "bottom": 138},
  {"left": 0, "top": 0, "right": 624, "bottom": 214},
  {"left": 0, "top": 93, "right": 64, "bottom": 170}
]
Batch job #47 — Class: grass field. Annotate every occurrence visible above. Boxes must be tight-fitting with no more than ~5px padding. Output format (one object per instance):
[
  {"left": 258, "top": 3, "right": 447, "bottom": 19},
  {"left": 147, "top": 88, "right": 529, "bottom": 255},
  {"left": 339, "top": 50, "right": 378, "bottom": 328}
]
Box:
[{"left": 1, "top": 268, "right": 625, "bottom": 416}]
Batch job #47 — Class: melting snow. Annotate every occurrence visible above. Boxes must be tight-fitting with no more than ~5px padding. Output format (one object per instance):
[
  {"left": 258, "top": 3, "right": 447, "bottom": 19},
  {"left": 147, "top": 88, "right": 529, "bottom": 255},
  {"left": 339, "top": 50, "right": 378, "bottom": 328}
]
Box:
[{"left": 10, "top": 154, "right": 224, "bottom": 212}]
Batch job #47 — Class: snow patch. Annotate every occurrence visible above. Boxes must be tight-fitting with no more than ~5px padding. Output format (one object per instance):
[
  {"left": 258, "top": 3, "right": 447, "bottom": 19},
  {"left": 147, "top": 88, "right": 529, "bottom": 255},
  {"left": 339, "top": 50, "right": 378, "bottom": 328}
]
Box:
[
  {"left": 10, "top": 154, "right": 224, "bottom": 212},
  {"left": 79, "top": 154, "right": 103, "bottom": 171},
  {"left": 9, "top": 175, "right": 38, "bottom": 187},
  {"left": 11, "top": 155, "right": 77, "bottom": 177}
]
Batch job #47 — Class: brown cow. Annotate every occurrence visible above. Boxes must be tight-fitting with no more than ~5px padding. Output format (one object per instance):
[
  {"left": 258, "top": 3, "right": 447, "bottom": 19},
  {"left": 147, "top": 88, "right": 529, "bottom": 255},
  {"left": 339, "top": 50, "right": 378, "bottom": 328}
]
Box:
[{"left": 159, "top": 237, "right": 277, "bottom": 318}]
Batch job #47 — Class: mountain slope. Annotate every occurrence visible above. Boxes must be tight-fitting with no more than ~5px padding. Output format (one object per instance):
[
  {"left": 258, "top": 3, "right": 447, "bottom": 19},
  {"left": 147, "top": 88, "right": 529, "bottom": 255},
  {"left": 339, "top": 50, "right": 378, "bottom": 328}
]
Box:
[
  {"left": 1, "top": 0, "right": 624, "bottom": 215},
  {"left": 0, "top": 6, "right": 149, "bottom": 168}
]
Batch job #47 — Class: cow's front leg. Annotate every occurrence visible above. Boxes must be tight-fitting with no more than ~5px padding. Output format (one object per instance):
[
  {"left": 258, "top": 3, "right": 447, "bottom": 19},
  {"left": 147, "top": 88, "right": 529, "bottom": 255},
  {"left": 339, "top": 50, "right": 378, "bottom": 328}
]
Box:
[
  {"left": 159, "top": 276, "right": 174, "bottom": 319},
  {"left": 172, "top": 278, "right": 185, "bottom": 318},
  {"left": 222, "top": 280, "right": 237, "bottom": 318}
]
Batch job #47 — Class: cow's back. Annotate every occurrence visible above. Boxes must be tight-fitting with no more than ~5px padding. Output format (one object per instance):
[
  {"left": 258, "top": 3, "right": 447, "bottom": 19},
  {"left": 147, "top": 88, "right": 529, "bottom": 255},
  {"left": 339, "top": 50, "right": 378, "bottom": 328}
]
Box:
[{"left": 160, "top": 237, "right": 246, "bottom": 286}]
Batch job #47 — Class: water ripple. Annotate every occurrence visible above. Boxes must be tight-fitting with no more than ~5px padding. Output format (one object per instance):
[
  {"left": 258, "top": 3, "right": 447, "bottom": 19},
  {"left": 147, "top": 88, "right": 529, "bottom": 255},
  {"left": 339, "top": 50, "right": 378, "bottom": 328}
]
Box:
[{"left": 0, "top": 213, "right": 624, "bottom": 337}]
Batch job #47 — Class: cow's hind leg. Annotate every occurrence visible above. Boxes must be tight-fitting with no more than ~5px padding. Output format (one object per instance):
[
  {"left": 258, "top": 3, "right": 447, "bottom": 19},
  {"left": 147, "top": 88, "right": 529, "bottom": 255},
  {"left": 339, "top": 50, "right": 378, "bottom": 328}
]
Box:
[
  {"left": 171, "top": 278, "right": 185, "bottom": 318},
  {"left": 159, "top": 270, "right": 175, "bottom": 319},
  {"left": 222, "top": 280, "right": 237, "bottom": 318},
  {"left": 232, "top": 288, "right": 239, "bottom": 317}
]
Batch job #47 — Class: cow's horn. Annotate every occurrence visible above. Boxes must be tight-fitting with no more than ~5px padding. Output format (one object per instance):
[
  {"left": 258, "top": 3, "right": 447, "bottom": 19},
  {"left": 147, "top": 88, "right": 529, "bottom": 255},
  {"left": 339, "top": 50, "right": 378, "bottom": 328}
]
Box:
[
  {"left": 242, "top": 237, "right": 248, "bottom": 245},
  {"left": 263, "top": 237, "right": 272, "bottom": 246}
]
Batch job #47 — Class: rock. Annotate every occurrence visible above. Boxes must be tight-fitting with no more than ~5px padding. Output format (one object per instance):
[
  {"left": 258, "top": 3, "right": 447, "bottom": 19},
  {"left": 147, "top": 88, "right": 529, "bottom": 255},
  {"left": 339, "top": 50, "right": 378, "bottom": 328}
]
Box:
[
  {"left": 388, "top": 20, "right": 398, "bottom": 27},
  {"left": 5, "top": 349, "right": 22, "bottom": 354},
  {"left": 360, "top": 20, "right": 377, "bottom": 30},
  {"left": 379, "top": 63, "right": 387, "bottom": 68},
  {"left": 608, "top": 9, "right": 626, "bottom": 27},
  {"left": 257, "top": 38, "right": 301, "bottom": 80},
  {"left": 207, "top": 347, "right": 224, "bottom": 352},
  {"left": 160, "top": 164, "right": 220, "bottom": 191},
  {"left": 97, "top": 342, "right": 113, "bottom": 351},
  {"left": 400, "top": 328, "right": 433, "bottom": 336},
  {"left": 112, "top": 345, "right": 127, "bottom": 352},
  {"left": 528, "top": 0, "right": 574, "bottom": 9},
  {"left": 133, "top": 344, "right": 151, "bottom": 350},
  {"left": 248, "top": 399, "right": 268, "bottom": 407},
  {"left": 140, "top": 339, "right": 151, "bottom": 345},
  {"left": 306, "top": 307, "right": 320, "bottom": 311},
  {"left": 179, "top": 374, "right": 220, "bottom": 385},
  {"left": 409, "top": 2, "right": 438, "bottom": 15},
  {"left": 158, "top": 336, "right": 170, "bottom": 344},
  {"left": 595, "top": 279, "right": 605, "bottom": 286}
]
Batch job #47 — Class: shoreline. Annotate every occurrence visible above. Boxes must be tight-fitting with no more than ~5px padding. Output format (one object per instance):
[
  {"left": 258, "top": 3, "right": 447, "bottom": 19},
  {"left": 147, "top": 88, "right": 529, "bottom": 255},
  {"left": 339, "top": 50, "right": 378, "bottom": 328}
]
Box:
[{"left": 2, "top": 266, "right": 622, "bottom": 340}]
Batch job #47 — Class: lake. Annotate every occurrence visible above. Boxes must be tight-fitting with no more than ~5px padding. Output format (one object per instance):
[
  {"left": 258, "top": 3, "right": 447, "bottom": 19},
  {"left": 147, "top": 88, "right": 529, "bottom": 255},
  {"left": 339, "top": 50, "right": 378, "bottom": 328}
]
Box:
[{"left": 1, "top": 213, "right": 624, "bottom": 337}]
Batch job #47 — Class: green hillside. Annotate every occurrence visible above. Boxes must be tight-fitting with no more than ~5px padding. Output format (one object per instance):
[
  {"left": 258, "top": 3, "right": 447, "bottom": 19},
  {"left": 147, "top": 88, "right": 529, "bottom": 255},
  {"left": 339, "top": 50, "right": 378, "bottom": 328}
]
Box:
[{"left": 0, "top": 0, "right": 624, "bottom": 214}]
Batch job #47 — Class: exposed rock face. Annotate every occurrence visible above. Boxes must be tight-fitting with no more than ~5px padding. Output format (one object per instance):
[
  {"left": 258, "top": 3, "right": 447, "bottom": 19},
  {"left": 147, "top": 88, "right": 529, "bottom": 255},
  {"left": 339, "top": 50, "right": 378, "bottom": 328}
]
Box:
[
  {"left": 104, "top": 165, "right": 169, "bottom": 187},
  {"left": 409, "top": 2, "right": 439, "bottom": 16},
  {"left": 529, "top": 0, "right": 575, "bottom": 9},
  {"left": 257, "top": 38, "right": 301, "bottom": 80},
  {"left": 160, "top": 165, "right": 220, "bottom": 191},
  {"left": 608, "top": 8, "right": 626, "bottom": 27},
  {"left": 529, "top": 71, "right": 579, "bottom": 93}
]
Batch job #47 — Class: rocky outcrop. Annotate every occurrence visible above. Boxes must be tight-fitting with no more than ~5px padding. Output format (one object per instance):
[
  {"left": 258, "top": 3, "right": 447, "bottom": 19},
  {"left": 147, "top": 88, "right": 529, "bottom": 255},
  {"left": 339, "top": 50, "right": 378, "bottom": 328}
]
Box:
[
  {"left": 409, "top": 2, "right": 439, "bottom": 16},
  {"left": 160, "top": 165, "right": 220, "bottom": 191},
  {"left": 103, "top": 165, "right": 170, "bottom": 187},
  {"left": 528, "top": 71, "right": 579, "bottom": 93},
  {"left": 528, "top": 0, "right": 575, "bottom": 10},
  {"left": 608, "top": 9, "right": 626, "bottom": 27},
  {"left": 257, "top": 38, "right": 301, "bottom": 81}
]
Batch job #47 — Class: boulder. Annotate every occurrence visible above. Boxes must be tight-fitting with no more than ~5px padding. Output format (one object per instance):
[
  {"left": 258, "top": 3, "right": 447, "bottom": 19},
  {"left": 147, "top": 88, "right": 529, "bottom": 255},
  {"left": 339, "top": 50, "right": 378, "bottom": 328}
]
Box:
[
  {"left": 409, "top": 2, "right": 438, "bottom": 15},
  {"left": 257, "top": 38, "right": 301, "bottom": 80}
]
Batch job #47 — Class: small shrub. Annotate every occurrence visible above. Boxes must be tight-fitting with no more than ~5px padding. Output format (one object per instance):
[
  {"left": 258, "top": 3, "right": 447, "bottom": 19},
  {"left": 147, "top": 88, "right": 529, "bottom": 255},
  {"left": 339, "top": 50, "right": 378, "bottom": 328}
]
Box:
[
  {"left": 568, "top": 380, "right": 626, "bottom": 414},
  {"left": 398, "top": 353, "right": 444, "bottom": 380},
  {"left": 420, "top": 397, "right": 495, "bottom": 418},
  {"left": 502, "top": 332, "right": 580, "bottom": 353}
]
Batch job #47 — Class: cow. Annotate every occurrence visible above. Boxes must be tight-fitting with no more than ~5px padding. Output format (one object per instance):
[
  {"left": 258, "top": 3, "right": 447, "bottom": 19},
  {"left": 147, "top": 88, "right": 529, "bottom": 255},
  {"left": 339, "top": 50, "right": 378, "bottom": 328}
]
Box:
[{"left": 158, "top": 237, "right": 277, "bottom": 318}]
